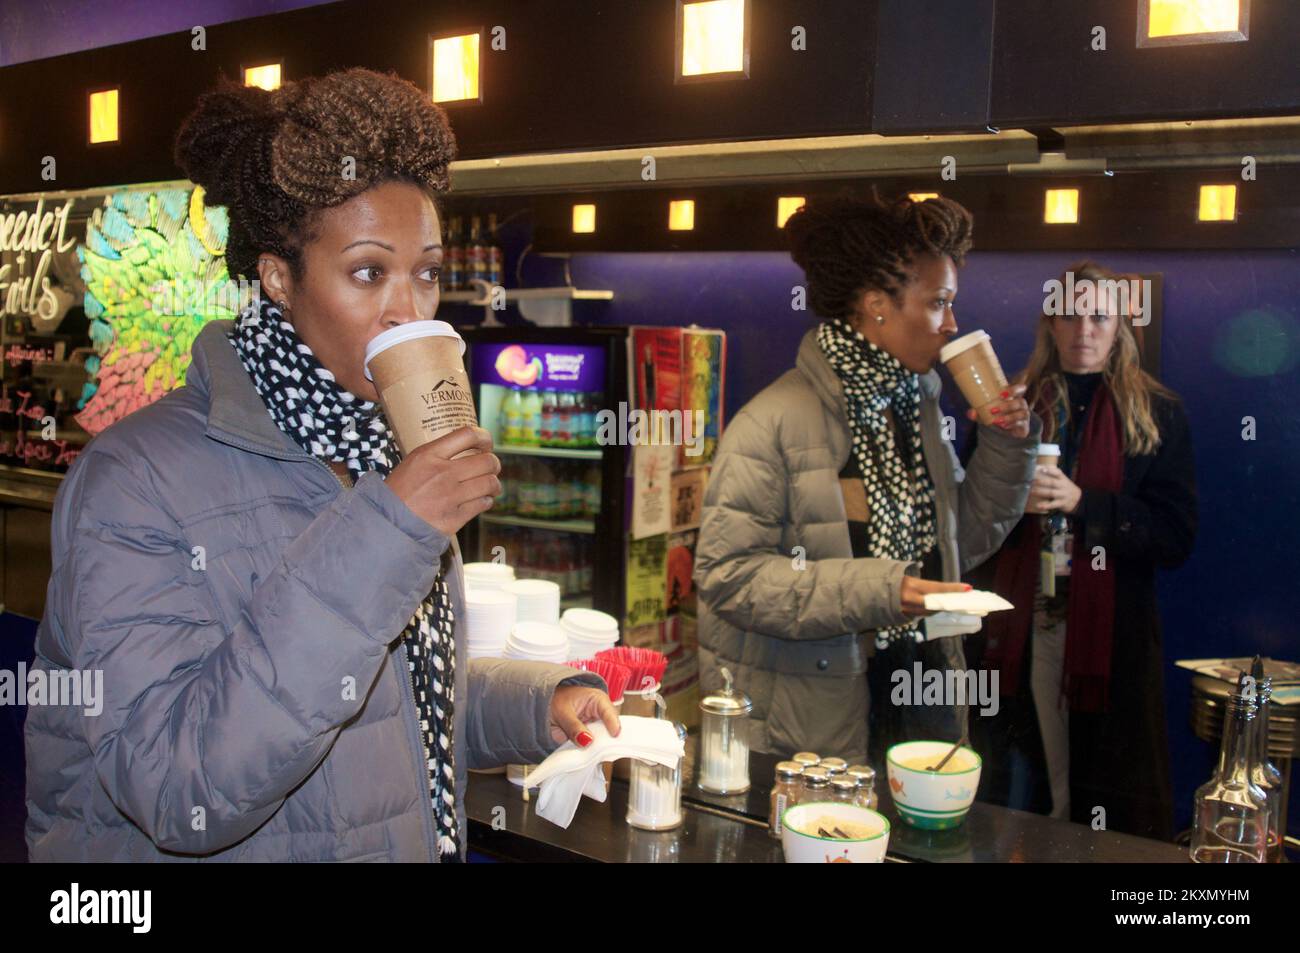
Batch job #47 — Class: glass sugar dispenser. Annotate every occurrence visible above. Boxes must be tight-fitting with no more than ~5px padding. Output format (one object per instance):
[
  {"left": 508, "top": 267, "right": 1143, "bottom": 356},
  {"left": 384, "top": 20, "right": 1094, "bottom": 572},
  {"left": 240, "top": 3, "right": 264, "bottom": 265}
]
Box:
[{"left": 698, "top": 667, "right": 753, "bottom": 795}]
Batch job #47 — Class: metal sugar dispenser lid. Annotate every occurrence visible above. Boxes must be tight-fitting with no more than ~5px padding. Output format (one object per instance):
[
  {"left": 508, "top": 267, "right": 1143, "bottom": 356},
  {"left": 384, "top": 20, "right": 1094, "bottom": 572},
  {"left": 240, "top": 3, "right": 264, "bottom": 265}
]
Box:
[{"left": 700, "top": 667, "right": 754, "bottom": 718}]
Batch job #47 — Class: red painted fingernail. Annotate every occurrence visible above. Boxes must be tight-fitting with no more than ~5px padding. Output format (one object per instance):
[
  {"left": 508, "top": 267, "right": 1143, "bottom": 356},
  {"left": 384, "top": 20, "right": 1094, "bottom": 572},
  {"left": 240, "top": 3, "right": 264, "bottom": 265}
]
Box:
[
  {"left": 990, "top": 407, "right": 1001, "bottom": 415},
  {"left": 1000, "top": 390, "right": 1010, "bottom": 399},
  {"left": 577, "top": 731, "right": 594, "bottom": 748},
  {"left": 964, "top": 584, "right": 973, "bottom": 591}
]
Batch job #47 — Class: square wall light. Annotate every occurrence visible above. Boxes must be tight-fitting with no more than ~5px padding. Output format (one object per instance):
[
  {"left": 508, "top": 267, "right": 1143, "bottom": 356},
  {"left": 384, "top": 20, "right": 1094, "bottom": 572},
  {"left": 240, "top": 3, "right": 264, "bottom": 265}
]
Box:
[
  {"left": 244, "top": 63, "right": 282, "bottom": 91},
  {"left": 431, "top": 32, "right": 481, "bottom": 103},
  {"left": 1044, "top": 188, "right": 1079, "bottom": 225},
  {"left": 89, "top": 88, "right": 119, "bottom": 144},
  {"left": 1138, "top": 0, "right": 1248, "bottom": 47},
  {"left": 908, "top": 192, "right": 940, "bottom": 202},
  {"left": 676, "top": 0, "right": 750, "bottom": 82},
  {"left": 1198, "top": 184, "right": 1237, "bottom": 222},
  {"left": 573, "top": 204, "right": 597, "bottom": 234}
]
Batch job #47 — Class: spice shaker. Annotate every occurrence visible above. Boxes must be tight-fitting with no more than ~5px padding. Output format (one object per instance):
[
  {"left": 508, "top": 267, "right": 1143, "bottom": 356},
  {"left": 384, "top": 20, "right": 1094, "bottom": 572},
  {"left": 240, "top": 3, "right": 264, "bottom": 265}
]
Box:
[{"left": 769, "top": 761, "right": 804, "bottom": 838}]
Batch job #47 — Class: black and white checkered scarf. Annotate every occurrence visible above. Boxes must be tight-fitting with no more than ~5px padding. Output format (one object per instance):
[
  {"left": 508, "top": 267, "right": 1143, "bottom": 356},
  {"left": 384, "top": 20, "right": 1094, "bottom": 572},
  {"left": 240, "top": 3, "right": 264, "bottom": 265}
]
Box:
[
  {"left": 228, "top": 297, "right": 462, "bottom": 860},
  {"left": 817, "top": 318, "right": 938, "bottom": 648}
]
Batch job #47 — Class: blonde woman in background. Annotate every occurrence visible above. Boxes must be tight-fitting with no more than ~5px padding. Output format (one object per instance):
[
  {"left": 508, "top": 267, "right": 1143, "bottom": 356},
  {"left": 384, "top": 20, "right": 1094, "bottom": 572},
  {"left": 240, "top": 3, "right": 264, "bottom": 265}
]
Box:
[{"left": 971, "top": 261, "right": 1197, "bottom": 841}]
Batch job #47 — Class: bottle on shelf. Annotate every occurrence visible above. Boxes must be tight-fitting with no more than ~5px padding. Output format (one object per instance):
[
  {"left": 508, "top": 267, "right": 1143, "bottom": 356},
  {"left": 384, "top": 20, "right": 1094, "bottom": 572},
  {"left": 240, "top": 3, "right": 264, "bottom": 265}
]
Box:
[
  {"left": 590, "top": 391, "right": 606, "bottom": 449},
  {"left": 556, "top": 391, "right": 576, "bottom": 448},
  {"left": 445, "top": 216, "right": 464, "bottom": 291},
  {"left": 502, "top": 388, "right": 524, "bottom": 445},
  {"left": 1190, "top": 673, "right": 1270, "bottom": 863},
  {"left": 487, "top": 212, "right": 504, "bottom": 287},
  {"left": 584, "top": 462, "right": 602, "bottom": 518},
  {"left": 467, "top": 215, "right": 488, "bottom": 288},
  {"left": 540, "top": 389, "right": 559, "bottom": 448},
  {"left": 521, "top": 387, "right": 542, "bottom": 447}
]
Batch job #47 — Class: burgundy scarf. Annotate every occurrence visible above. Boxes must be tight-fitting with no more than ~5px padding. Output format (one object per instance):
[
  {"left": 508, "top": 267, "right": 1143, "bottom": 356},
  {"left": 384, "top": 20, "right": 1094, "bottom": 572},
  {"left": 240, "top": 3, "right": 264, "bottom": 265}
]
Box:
[{"left": 983, "top": 382, "right": 1125, "bottom": 713}]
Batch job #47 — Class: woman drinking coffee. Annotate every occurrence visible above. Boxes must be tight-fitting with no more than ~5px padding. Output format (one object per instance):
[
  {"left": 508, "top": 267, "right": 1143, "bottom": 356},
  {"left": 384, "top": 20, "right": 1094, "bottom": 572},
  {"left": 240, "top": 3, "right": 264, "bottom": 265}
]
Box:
[
  {"left": 971, "top": 261, "right": 1197, "bottom": 840},
  {"left": 24, "top": 69, "right": 618, "bottom": 862},
  {"left": 694, "top": 195, "right": 1040, "bottom": 765}
]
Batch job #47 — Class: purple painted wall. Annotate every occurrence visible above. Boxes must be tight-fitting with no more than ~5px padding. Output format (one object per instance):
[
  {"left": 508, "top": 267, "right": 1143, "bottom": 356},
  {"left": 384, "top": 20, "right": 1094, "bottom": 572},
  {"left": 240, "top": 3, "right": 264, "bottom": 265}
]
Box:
[
  {"left": 568, "top": 247, "right": 1300, "bottom": 836},
  {"left": 0, "top": 0, "right": 340, "bottom": 66}
]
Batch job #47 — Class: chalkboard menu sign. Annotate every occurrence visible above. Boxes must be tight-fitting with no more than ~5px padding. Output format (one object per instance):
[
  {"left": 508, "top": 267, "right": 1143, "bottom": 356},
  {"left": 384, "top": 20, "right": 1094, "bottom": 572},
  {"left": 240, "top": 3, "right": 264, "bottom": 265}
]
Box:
[{"left": 0, "top": 183, "right": 245, "bottom": 476}]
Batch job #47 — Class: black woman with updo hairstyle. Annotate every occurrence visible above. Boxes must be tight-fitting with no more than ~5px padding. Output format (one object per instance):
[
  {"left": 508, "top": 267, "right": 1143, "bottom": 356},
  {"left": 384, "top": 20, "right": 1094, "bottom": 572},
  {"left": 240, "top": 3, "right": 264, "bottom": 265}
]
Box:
[
  {"left": 695, "top": 194, "right": 1040, "bottom": 768},
  {"left": 25, "top": 68, "right": 618, "bottom": 862}
]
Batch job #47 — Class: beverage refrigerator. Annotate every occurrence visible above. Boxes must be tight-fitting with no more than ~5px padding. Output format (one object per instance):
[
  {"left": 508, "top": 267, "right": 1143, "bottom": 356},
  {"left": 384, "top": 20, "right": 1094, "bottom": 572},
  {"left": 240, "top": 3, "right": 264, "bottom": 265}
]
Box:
[{"left": 455, "top": 325, "right": 630, "bottom": 620}]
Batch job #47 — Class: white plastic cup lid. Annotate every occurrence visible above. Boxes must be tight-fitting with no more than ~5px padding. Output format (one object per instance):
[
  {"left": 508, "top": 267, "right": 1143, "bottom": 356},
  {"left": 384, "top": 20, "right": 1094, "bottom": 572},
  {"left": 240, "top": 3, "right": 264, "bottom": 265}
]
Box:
[
  {"left": 466, "top": 587, "right": 517, "bottom": 606},
  {"left": 938, "top": 330, "right": 992, "bottom": 364},
  {"left": 363, "top": 320, "right": 465, "bottom": 381},
  {"left": 561, "top": 608, "right": 619, "bottom": 640},
  {"left": 1036, "top": 443, "right": 1061, "bottom": 456},
  {"left": 509, "top": 621, "right": 566, "bottom": 648},
  {"left": 465, "top": 561, "right": 515, "bottom": 579}
]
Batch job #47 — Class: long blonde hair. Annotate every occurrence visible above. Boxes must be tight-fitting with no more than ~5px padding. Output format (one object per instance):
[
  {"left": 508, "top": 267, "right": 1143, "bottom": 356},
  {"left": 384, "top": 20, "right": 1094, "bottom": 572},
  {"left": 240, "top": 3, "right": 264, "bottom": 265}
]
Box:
[{"left": 1020, "top": 261, "right": 1174, "bottom": 456}]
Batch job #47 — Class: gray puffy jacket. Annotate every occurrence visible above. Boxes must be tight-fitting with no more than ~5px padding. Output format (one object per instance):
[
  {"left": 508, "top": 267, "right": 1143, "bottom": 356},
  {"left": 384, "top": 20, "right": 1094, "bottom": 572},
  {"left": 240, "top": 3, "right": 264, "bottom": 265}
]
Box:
[
  {"left": 24, "top": 319, "right": 601, "bottom": 862},
  {"left": 694, "top": 328, "right": 1039, "bottom": 762}
]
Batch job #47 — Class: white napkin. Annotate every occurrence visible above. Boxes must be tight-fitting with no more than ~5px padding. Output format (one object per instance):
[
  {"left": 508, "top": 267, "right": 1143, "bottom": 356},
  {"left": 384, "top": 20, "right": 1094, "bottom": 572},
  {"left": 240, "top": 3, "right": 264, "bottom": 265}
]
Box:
[
  {"left": 522, "top": 717, "right": 685, "bottom": 828},
  {"left": 923, "top": 589, "right": 1014, "bottom": 615}
]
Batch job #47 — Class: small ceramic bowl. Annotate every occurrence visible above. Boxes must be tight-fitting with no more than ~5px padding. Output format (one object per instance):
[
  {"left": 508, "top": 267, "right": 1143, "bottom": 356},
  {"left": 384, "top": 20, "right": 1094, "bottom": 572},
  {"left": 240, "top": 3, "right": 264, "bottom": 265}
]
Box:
[
  {"left": 886, "top": 740, "right": 982, "bottom": 830},
  {"left": 781, "top": 802, "right": 890, "bottom": 863}
]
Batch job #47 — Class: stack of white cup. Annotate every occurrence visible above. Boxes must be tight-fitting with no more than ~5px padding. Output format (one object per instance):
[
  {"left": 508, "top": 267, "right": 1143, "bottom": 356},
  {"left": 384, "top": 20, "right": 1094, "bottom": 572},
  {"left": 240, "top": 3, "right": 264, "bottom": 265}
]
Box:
[
  {"left": 561, "top": 608, "right": 620, "bottom": 660},
  {"left": 504, "top": 621, "right": 569, "bottom": 664},
  {"left": 463, "top": 562, "right": 516, "bottom": 592},
  {"left": 464, "top": 587, "right": 518, "bottom": 659},
  {"left": 506, "top": 579, "right": 562, "bottom": 624}
]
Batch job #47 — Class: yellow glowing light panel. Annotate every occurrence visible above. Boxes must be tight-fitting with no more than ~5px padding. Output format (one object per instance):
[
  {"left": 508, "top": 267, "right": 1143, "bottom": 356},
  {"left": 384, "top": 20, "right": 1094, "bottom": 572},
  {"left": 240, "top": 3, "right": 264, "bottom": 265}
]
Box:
[
  {"left": 1147, "top": 0, "right": 1240, "bottom": 37},
  {"left": 669, "top": 200, "right": 695, "bottom": 231},
  {"left": 433, "top": 33, "right": 480, "bottom": 103},
  {"left": 680, "top": 0, "right": 745, "bottom": 76},
  {"left": 908, "top": 192, "right": 940, "bottom": 202},
  {"left": 776, "top": 196, "right": 805, "bottom": 228},
  {"left": 1044, "top": 189, "right": 1079, "bottom": 225},
  {"left": 573, "top": 204, "right": 597, "bottom": 234},
  {"left": 89, "top": 89, "right": 119, "bottom": 143},
  {"left": 1198, "top": 184, "right": 1237, "bottom": 221},
  {"left": 244, "top": 64, "right": 282, "bottom": 91}
]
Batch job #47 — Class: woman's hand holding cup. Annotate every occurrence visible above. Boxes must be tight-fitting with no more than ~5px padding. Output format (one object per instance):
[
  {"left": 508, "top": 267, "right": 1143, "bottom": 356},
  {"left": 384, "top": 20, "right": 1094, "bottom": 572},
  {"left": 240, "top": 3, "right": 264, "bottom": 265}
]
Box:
[
  {"left": 964, "top": 383, "right": 1032, "bottom": 438},
  {"left": 385, "top": 426, "right": 501, "bottom": 536}
]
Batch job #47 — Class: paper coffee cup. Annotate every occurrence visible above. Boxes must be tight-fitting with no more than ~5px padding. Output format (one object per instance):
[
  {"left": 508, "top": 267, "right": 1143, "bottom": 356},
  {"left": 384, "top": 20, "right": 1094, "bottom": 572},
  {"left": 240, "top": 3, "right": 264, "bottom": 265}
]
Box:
[
  {"left": 1036, "top": 443, "right": 1061, "bottom": 468},
  {"left": 364, "top": 322, "right": 477, "bottom": 457},
  {"left": 939, "top": 330, "right": 1008, "bottom": 427}
]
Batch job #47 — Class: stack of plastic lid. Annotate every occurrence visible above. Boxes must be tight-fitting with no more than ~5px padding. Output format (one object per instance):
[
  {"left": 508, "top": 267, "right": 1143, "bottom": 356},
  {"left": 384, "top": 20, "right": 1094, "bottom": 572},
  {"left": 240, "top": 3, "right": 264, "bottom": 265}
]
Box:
[
  {"left": 561, "top": 608, "right": 620, "bottom": 660},
  {"left": 504, "top": 621, "right": 568, "bottom": 664},
  {"left": 506, "top": 579, "right": 561, "bottom": 624},
  {"left": 464, "top": 587, "right": 517, "bottom": 659},
  {"left": 463, "top": 562, "right": 516, "bottom": 592}
]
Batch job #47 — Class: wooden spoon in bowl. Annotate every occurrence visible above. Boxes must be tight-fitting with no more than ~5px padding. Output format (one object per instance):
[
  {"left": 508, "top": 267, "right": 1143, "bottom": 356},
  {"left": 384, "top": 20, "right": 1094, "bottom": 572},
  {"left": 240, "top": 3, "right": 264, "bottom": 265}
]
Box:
[{"left": 927, "top": 732, "right": 970, "bottom": 773}]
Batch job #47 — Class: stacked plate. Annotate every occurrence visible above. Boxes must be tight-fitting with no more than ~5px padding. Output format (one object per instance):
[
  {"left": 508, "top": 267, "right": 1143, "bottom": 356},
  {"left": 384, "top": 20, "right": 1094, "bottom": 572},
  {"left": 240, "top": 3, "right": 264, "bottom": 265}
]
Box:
[
  {"left": 561, "top": 608, "right": 620, "bottom": 660},
  {"left": 506, "top": 579, "right": 562, "bottom": 624},
  {"left": 464, "top": 562, "right": 516, "bottom": 592},
  {"left": 464, "top": 587, "right": 518, "bottom": 659},
  {"left": 504, "top": 621, "right": 569, "bottom": 664}
]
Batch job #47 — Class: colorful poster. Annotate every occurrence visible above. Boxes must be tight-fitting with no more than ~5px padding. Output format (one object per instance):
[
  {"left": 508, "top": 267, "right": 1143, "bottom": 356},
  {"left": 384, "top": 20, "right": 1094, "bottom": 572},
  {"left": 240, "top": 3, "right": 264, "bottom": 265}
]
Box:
[
  {"left": 625, "top": 533, "right": 668, "bottom": 630},
  {"left": 666, "top": 530, "right": 697, "bottom": 614},
  {"left": 680, "top": 328, "right": 725, "bottom": 468},
  {"left": 630, "top": 326, "right": 682, "bottom": 415},
  {"left": 670, "top": 466, "right": 707, "bottom": 531},
  {"left": 631, "top": 443, "right": 674, "bottom": 539}
]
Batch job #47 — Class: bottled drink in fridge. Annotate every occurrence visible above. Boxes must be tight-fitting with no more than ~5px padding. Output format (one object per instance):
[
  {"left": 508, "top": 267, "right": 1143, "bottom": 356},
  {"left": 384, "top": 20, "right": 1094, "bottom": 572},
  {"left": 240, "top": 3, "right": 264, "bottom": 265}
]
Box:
[
  {"left": 487, "top": 212, "right": 504, "bottom": 287},
  {"left": 467, "top": 215, "right": 487, "bottom": 287},
  {"left": 502, "top": 388, "right": 525, "bottom": 445},
  {"left": 540, "top": 389, "right": 559, "bottom": 447},
  {"left": 556, "top": 391, "right": 576, "bottom": 447},
  {"left": 444, "top": 216, "right": 464, "bottom": 291},
  {"left": 521, "top": 388, "right": 543, "bottom": 446}
]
